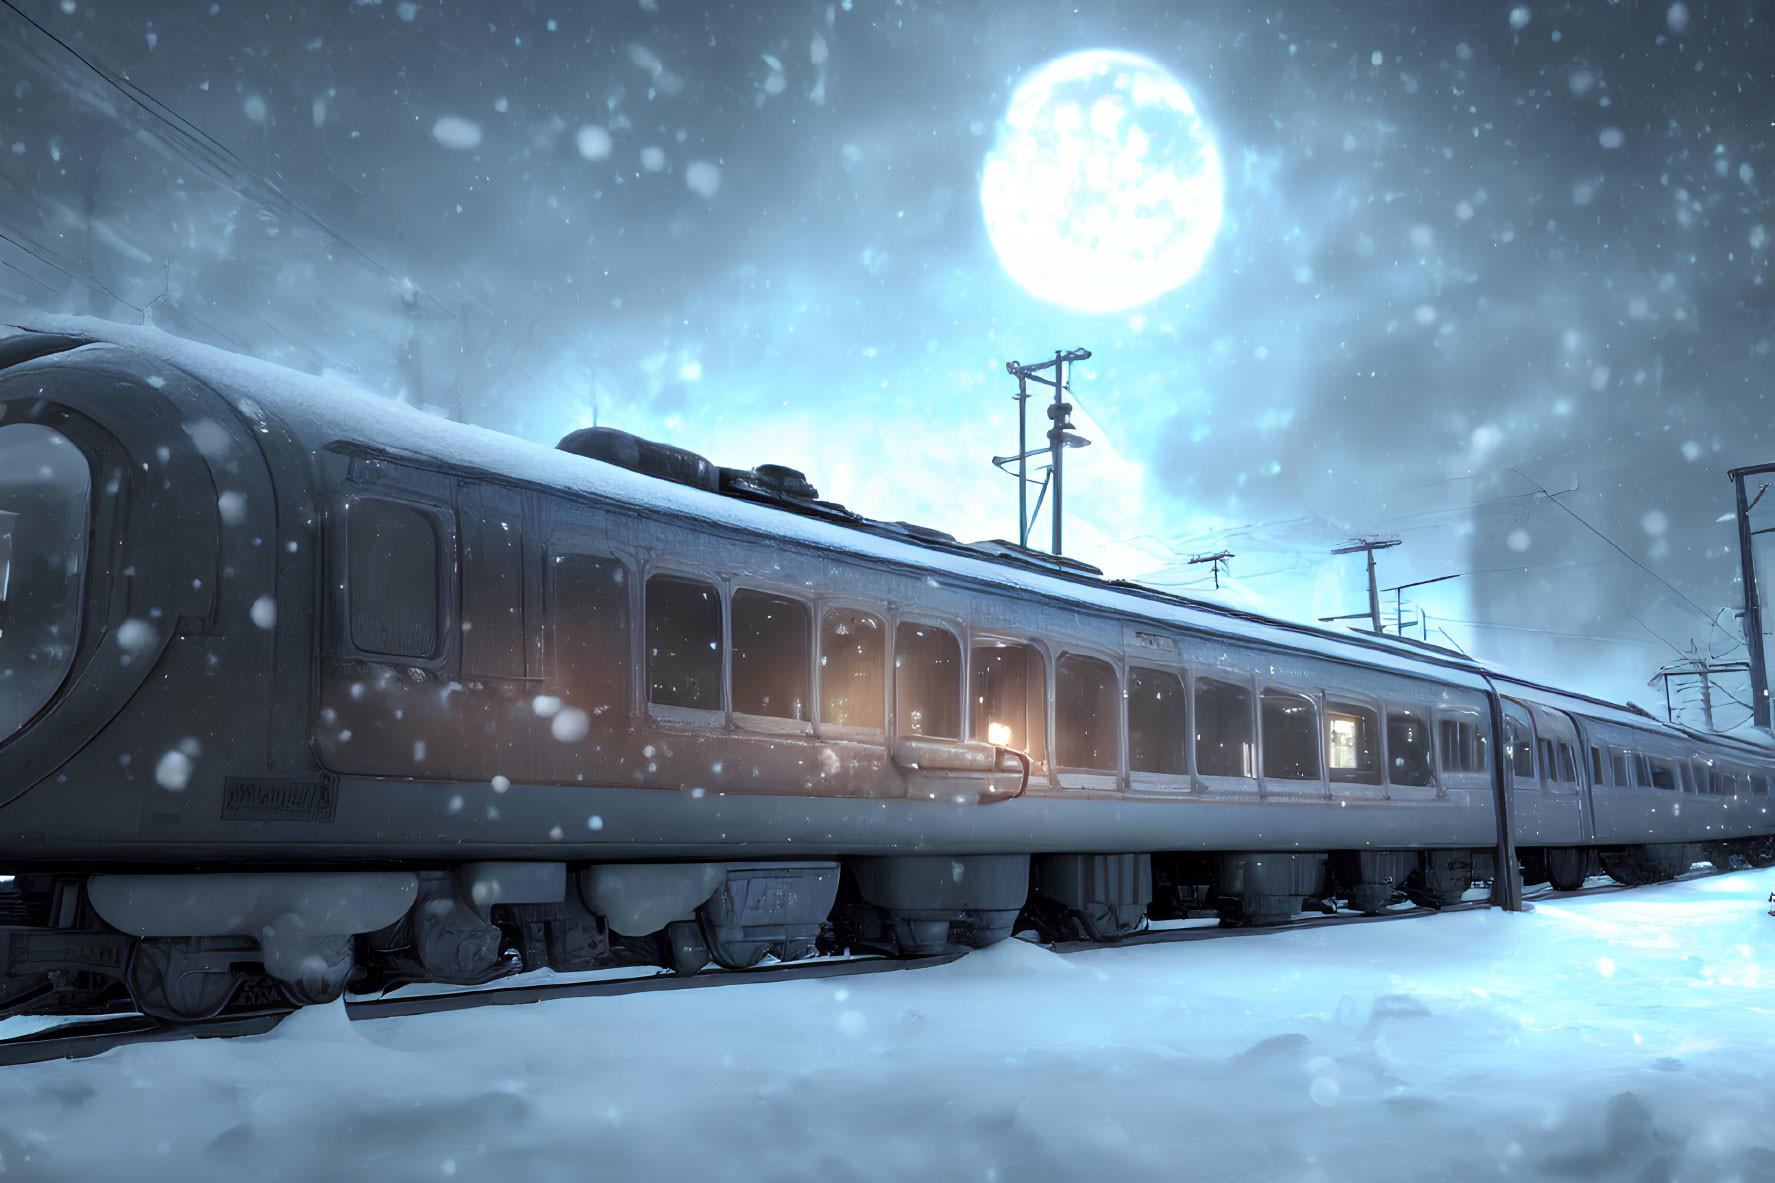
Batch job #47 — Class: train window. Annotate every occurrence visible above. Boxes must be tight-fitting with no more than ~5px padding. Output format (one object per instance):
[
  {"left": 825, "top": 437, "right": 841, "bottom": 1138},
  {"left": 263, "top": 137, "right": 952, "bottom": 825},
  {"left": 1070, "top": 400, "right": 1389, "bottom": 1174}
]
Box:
[
  {"left": 1127, "top": 666, "right": 1187, "bottom": 775},
  {"left": 1634, "top": 753, "right": 1653, "bottom": 788},
  {"left": 1611, "top": 749, "right": 1630, "bottom": 786},
  {"left": 1721, "top": 771, "right": 1738, "bottom": 795},
  {"left": 731, "top": 590, "right": 811, "bottom": 721},
  {"left": 1533, "top": 738, "right": 1576, "bottom": 781},
  {"left": 820, "top": 608, "right": 884, "bottom": 729},
  {"left": 1590, "top": 745, "right": 1606, "bottom": 785},
  {"left": 1056, "top": 654, "right": 1120, "bottom": 771},
  {"left": 895, "top": 622, "right": 961, "bottom": 739},
  {"left": 1387, "top": 708, "right": 1435, "bottom": 787},
  {"left": 0, "top": 423, "right": 90, "bottom": 743},
  {"left": 348, "top": 499, "right": 440, "bottom": 659},
  {"left": 1554, "top": 742, "right": 1578, "bottom": 784},
  {"left": 1326, "top": 703, "right": 1380, "bottom": 785},
  {"left": 1503, "top": 702, "right": 1535, "bottom": 781},
  {"left": 1647, "top": 757, "right": 1678, "bottom": 791},
  {"left": 646, "top": 576, "right": 722, "bottom": 711},
  {"left": 1754, "top": 774, "right": 1771, "bottom": 796},
  {"left": 972, "top": 643, "right": 1046, "bottom": 765},
  {"left": 1261, "top": 690, "right": 1321, "bottom": 780},
  {"left": 1439, "top": 717, "right": 1488, "bottom": 774},
  {"left": 550, "top": 554, "right": 629, "bottom": 723},
  {"left": 1195, "top": 678, "right": 1255, "bottom": 777}
]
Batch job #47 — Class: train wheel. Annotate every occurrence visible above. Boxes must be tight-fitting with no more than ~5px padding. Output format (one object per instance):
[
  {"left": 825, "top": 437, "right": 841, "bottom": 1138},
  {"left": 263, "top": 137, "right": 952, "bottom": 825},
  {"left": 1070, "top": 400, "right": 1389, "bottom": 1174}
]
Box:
[
  {"left": 125, "top": 937, "right": 249, "bottom": 1022},
  {"left": 1544, "top": 847, "right": 1591, "bottom": 892},
  {"left": 1597, "top": 848, "right": 1651, "bottom": 887}
]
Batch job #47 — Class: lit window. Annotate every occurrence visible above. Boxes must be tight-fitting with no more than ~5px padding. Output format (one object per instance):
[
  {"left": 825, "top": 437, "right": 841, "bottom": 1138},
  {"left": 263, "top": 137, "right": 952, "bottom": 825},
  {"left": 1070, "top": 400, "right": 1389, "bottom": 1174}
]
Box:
[
  {"left": 1326, "top": 703, "right": 1380, "bottom": 785},
  {"left": 895, "top": 623, "right": 960, "bottom": 738},
  {"left": 820, "top": 607, "right": 884, "bottom": 729},
  {"left": 971, "top": 643, "right": 1046, "bottom": 765}
]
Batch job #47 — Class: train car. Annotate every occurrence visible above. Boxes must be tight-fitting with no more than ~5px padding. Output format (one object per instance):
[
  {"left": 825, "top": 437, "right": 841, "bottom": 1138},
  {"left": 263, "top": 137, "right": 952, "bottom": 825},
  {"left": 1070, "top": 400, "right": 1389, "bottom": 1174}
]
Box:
[{"left": 0, "top": 318, "right": 1770, "bottom": 1022}]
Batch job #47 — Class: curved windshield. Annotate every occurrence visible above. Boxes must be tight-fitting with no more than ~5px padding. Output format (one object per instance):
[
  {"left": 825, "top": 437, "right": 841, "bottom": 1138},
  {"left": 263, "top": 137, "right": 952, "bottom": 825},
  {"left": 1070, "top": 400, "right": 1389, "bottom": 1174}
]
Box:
[{"left": 0, "top": 424, "right": 91, "bottom": 741}]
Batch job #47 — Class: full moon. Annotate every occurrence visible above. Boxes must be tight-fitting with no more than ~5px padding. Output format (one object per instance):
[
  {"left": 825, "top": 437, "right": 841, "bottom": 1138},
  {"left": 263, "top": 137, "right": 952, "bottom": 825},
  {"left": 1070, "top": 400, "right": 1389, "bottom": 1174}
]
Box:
[{"left": 981, "top": 50, "right": 1225, "bottom": 313}]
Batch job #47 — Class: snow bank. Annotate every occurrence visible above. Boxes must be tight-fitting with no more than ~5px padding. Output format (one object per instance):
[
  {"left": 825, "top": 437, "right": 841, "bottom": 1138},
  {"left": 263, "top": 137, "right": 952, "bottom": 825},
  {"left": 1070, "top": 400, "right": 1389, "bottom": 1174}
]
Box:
[{"left": 0, "top": 870, "right": 1772, "bottom": 1179}]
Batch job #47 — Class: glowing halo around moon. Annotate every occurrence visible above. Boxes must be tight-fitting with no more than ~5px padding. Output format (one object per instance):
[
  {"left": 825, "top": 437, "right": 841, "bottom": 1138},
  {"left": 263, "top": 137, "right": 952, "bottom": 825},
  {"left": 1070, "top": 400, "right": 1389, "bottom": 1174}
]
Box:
[{"left": 981, "top": 50, "right": 1226, "bottom": 313}]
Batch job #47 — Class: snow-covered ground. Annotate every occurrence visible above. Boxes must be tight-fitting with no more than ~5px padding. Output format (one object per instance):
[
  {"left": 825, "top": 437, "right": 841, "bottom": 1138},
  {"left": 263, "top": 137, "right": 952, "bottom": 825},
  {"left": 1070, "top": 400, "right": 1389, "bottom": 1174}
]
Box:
[{"left": 1, "top": 870, "right": 1772, "bottom": 1182}]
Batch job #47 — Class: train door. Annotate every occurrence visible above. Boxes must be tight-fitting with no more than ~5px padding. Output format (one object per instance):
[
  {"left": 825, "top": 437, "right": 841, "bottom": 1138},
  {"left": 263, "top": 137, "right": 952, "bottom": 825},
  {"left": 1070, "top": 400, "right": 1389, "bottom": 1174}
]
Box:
[
  {"left": 1528, "top": 704, "right": 1586, "bottom": 845},
  {"left": 1500, "top": 699, "right": 1545, "bottom": 837}
]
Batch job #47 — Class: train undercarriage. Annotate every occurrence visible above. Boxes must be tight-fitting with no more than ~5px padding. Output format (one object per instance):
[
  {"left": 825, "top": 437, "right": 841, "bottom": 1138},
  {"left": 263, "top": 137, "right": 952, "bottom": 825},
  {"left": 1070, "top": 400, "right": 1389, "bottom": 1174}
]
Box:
[{"left": 1, "top": 836, "right": 1771, "bottom": 1027}]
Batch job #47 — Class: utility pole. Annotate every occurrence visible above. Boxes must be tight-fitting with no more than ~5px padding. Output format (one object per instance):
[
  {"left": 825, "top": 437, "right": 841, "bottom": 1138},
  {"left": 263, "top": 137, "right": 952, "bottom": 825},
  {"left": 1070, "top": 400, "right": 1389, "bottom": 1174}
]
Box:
[
  {"left": 1728, "top": 463, "right": 1775, "bottom": 730},
  {"left": 1330, "top": 538, "right": 1402, "bottom": 633},
  {"left": 993, "top": 348, "right": 1092, "bottom": 557},
  {"left": 1189, "top": 551, "right": 1234, "bottom": 590}
]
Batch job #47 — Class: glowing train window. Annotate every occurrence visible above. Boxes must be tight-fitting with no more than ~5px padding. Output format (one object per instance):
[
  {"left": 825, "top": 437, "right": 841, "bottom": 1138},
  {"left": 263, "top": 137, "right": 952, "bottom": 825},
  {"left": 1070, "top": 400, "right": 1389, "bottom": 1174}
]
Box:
[
  {"left": 1386, "top": 708, "right": 1435, "bottom": 788},
  {"left": 972, "top": 642, "right": 1046, "bottom": 766},
  {"left": 894, "top": 622, "right": 960, "bottom": 739},
  {"left": 1194, "top": 677, "right": 1254, "bottom": 778},
  {"left": 347, "top": 499, "right": 440, "bottom": 659},
  {"left": 1055, "top": 654, "right": 1119, "bottom": 771},
  {"left": 1126, "top": 666, "right": 1186, "bottom": 776},
  {"left": 1326, "top": 703, "right": 1380, "bottom": 785},
  {"left": 645, "top": 575, "right": 722, "bottom": 711},
  {"left": 1260, "top": 690, "right": 1321, "bottom": 781},
  {"left": 820, "top": 607, "right": 884, "bottom": 729},
  {"left": 731, "top": 590, "right": 810, "bottom": 721}
]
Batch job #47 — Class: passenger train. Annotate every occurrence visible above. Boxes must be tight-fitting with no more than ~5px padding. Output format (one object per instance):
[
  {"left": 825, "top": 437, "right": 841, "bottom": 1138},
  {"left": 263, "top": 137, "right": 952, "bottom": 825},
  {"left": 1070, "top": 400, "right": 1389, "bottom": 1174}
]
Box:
[{"left": 0, "top": 319, "right": 1770, "bottom": 1022}]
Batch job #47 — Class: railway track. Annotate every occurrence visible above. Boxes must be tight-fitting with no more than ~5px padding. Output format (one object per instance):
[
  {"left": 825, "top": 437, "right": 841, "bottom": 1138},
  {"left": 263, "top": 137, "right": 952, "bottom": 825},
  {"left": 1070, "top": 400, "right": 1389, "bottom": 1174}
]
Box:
[{"left": 0, "top": 861, "right": 1744, "bottom": 1067}]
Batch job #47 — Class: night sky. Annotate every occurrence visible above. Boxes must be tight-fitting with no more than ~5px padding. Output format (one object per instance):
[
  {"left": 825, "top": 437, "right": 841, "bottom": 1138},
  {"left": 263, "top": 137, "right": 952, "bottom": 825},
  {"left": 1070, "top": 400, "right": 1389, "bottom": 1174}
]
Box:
[{"left": 2, "top": 0, "right": 1770, "bottom": 719}]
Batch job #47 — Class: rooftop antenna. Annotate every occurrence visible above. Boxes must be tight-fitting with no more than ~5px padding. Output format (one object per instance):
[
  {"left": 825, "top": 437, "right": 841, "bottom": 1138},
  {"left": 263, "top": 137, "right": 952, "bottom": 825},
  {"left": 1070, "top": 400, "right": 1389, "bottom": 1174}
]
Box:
[
  {"left": 1189, "top": 550, "right": 1235, "bottom": 590},
  {"left": 993, "top": 348, "right": 1092, "bottom": 556},
  {"left": 1326, "top": 538, "right": 1402, "bottom": 633}
]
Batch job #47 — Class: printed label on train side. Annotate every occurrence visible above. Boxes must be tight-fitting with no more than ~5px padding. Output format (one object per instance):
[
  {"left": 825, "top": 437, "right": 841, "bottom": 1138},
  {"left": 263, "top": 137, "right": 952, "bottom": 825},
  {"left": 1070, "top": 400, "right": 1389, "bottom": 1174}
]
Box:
[{"left": 221, "top": 777, "right": 339, "bottom": 823}]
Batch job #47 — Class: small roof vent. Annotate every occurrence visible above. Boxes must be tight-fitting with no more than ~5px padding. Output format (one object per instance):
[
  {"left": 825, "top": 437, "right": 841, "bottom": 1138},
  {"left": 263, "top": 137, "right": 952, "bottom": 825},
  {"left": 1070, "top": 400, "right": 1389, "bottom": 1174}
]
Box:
[
  {"left": 720, "top": 463, "right": 820, "bottom": 502},
  {"left": 556, "top": 426, "right": 719, "bottom": 493}
]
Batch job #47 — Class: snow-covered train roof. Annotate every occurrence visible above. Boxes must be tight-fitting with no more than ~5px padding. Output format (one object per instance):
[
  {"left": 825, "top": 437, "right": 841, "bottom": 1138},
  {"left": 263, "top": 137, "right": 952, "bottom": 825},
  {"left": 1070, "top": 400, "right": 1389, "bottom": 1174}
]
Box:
[{"left": 9, "top": 316, "right": 1768, "bottom": 756}]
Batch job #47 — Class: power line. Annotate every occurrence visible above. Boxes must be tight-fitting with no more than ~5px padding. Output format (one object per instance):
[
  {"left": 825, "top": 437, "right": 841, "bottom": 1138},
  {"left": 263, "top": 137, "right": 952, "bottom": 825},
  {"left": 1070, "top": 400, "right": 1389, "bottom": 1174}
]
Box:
[
  {"left": 1511, "top": 467, "right": 1719, "bottom": 626},
  {"left": 0, "top": 0, "right": 456, "bottom": 319}
]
